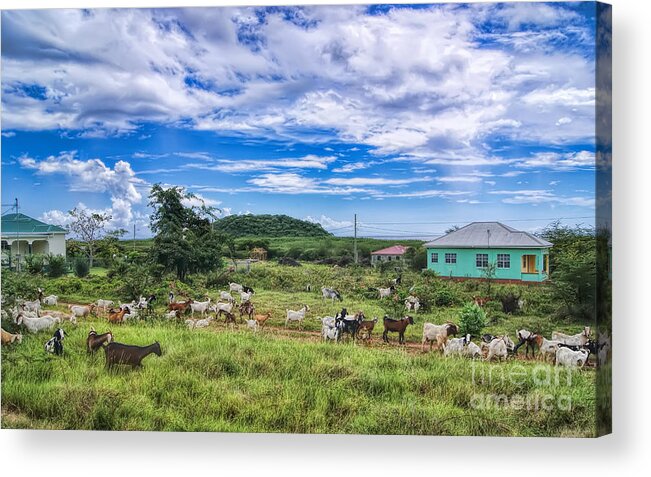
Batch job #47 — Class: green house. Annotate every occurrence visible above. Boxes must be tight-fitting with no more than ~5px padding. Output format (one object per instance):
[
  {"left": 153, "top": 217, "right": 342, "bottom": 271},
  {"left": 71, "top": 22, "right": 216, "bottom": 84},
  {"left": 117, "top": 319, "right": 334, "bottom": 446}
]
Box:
[{"left": 424, "top": 222, "right": 552, "bottom": 282}]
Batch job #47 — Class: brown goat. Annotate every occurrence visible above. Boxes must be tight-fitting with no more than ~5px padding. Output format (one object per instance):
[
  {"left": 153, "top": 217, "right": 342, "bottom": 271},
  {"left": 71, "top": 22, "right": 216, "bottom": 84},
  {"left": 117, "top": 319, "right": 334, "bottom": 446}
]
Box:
[
  {"left": 168, "top": 299, "right": 193, "bottom": 313},
  {"left": 253, "top": 312, "right": 272, "bottom": 330},
  {"left": 222, "top": 311, "right": 237, "bottom": 327},
  {"left": 86, "top": 328, "right": 113, "bottom": 353},
  {"left": 383, "top": 315, "right": 415, "bottom": 344},
  {"left": 108, "top": 307, "right": 129, "bottom": 324},
  {"left": 1, "top": 328, "right": 23, "bottom": 345},
  {"left": 356, "top": 317, "right": 379, "bottom": 340},
  {"left": 104, "top": 341, "right": 162, "bottom": 369}
]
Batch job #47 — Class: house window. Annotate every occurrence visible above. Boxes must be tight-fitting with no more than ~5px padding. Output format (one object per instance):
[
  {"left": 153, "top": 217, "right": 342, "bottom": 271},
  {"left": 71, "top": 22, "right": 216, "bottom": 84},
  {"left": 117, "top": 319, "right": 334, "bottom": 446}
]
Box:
[
  {"left": 543, "top": 255, "right": 549, "bottom": 274},
  {"left": 476, "top": 253, "right": 488, "bottom": 268},
  {"left": 387, "top": 256, "right": 392, "bottom": 261},
  {"left": 431, "top": 253, "right": 438, "bottom": 264},
  {"left": 497, "top": 253, "right": 510, "bottom": 268},
  {"left": 445, "top": 253, "right": 457, "bottom": 264}
]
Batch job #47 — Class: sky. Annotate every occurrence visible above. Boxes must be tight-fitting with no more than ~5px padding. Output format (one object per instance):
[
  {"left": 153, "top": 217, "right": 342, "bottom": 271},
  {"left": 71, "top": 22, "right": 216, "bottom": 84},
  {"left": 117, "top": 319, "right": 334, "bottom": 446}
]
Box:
[{"left": 1, "top": 3, "right": 599, "bottom": 239}]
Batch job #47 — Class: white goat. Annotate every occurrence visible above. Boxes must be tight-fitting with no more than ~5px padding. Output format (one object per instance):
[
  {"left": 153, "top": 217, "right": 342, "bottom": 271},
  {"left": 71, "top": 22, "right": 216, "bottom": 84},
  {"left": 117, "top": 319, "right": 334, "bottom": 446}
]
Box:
[
  {"left": 219, "top": 291, "right": 235, "bottom": 303},
  {"left": 422, "top": 322, "right": 458, "bottom": 352},
  {"left": 322, "top": 324, "right": 340, "bottom": 341},
  {"left": 240, "top": 291, "right": 253, "bottom": 303},
  {"left": 443, "top": 335, "right": 470, "bottom": 357},
  {"left": 22, "top": 299, "right": 41, "bottom": 315},
  {"left": 193, "top": 316, "right": 213, "bottom": 329},
  {"left": 465, "top": 341, "right": 482, "bottom": 359},
  {"left": 486, "top": 335, "right": 515, "bottom": 361},
  {"left": 96, "top": 299, "right": 114, "bottom": 312},
  {"left": 16, "top": 314, "right": 61, "bottom": 333},
  {"left": 378, "top": 286, "right": 394, "bottom": 299},
  {"left": 319, "top": 316, "right": 337, "bottom": 328},
  {"left": 69, "top": 304, "right": 95, "bottom": 320},
  {"left": 246, "top": 319, "right": 259, "bottom": 333},
  {"left": 42, "top": 295, "right": 58, "bottom": 306},
  {"left": 321, "top": 287, "right": 342, "bottom": 303},
  {"left": 535, "top": 336, "right": 562, "bottom": 362},
  {"left": 404, "top": 297, "right": 421, "bottom": 313},
  {"left": 190, "top": 298, "right": 211, "bottom": 317},
  {"left": 555, "top": 347, "right": 589, "bottom": 368},
  {"left": 212, "top": 302, "right": 234, "bottom": 315},
  {"left": 285, "top": 305, "right": 310, "bottom": 329},
  {"left": 185, "top": 319, "right": 196, "bottom": 329},
  {"left": 165, "top": 310, "right": 180, "bottom": 320},
  {"left": 229, "top": 282, "right": 244, "bottom": 293},
  {"left": 552, "top": 327, "right": 591, "bottom": 347}
]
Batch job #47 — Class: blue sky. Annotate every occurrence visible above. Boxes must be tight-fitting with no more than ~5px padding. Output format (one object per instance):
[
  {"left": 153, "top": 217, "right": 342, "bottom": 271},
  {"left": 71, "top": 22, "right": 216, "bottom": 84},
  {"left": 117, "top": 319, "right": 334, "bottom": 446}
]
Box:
[{"left": 1, "top": 3, "right": 598, "bottom": 239}]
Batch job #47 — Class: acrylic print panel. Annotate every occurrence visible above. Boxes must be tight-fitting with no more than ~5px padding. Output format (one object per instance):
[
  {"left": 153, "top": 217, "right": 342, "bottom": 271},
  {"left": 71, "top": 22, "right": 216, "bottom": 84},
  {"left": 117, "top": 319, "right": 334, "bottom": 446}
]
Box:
[{"left": 0, "top": 2, "right": 611, "bottom": 436}]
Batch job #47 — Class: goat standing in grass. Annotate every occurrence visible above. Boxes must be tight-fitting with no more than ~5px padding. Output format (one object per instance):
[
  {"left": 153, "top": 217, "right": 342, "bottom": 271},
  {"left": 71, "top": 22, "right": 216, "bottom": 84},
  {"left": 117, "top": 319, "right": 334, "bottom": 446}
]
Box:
[
  {"left": 285, "top": 305, "right": 309, "bottom": 330},
  {"left": 104, "top": 341, "right": 162, "bottom": 370},
  {"left": 321, "top": 287, "right": 342, "bottom": 304}
]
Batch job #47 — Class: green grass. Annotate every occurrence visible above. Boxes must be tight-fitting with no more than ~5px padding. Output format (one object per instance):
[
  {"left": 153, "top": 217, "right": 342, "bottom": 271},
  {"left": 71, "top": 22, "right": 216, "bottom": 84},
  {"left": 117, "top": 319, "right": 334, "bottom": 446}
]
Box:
[
  {"left": 1, "top": 261, "right": 597, "bottom": 435},
  {"left": 1, "top": 318, "right": 596, "bottom": 435}
]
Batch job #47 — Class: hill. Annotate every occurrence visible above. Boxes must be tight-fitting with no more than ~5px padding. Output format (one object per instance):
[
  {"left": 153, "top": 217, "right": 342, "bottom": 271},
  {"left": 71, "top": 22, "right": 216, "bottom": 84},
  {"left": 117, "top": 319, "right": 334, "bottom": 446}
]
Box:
[{"left": 213, "top": 214, "right": 331, "bottom": 238}]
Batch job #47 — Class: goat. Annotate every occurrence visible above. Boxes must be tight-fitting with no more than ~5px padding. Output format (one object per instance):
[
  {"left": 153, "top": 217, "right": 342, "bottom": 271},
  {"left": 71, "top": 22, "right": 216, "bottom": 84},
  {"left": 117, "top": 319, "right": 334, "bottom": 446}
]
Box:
[
  {"left": 555, "top": 347, "right": 589, "bottom": 368},
  {"left": 16, "top": 314, "right": 61, "bottom": 333},
  {"left": 356, "top": 317, "right": 378, "bottom": 340},
  {"left": 391, "top": 275, "right": 402, "bottom": 286},
  {"left": 165, "top": 310, "right": 181, "bottom": 320},
  {"left": 551, "top": 327, "right": 591, "bottom": 347},
  {"left": 285, "top": 305, "right": 309, "bottom": 329},
  {"left": 96, "top": 299, "right": 114, "bottom": 312},
  {"left": 239, "top": 301, "right": 255, "bottom": 322},
  {"left": 254, "top": 312, "right": 272, "bottom": 330},
  {"left": 219, "top": 291, "right": 235, "bottom": 303},
  {"left": 104, "top": 341, "right": 162, "bottom": 370},
  {"left": 322, "top": 324, "right": 340, "bottom": 341},
  {"left": 23, "top": 299, "right": 41, "bottom": 315},
  {"left": 108, "top": 307, "right": 129, "bottom": 324},
  {"left": 222, "top": 311, "right": 237, "bottom": 327},
  {"left": 465, "top": 341, "right": 482, "bottom": 359},
  {"left": 240, "top": 291, "right": 253, "bottom": 303},
  {"left": 212, "top": 302, "right": 234, "bottom": 318},
  {"left": 69, "top": 304, "right": 96, "bottom": 320},
  {"left": 422, "top": 322, "right": 458, "bottom": 352},
  {"left": 336, "top": 311, "right": 363, "bottom": 342},
  {"left": 44, "top": 328, "right": 65, "bottom": 356},
  {"left": 229, "top": 282, "right": 244, "bottom": 293},
  {"left": 87, "top": 328, "right": 113, "bottom": 353},
  {"left": 242, "top": 286, "right": 254, "bottom": 294},
  {"left": 1, "top": 328, "right": 23, "bottom": 345},
  {"left": 443, "top": 334, "right": 472, "bottom": 357},
  {"left": 532, "top": 335, "right": 562, "bottom": 363},
  {"left": 245, "top": 319, "right": 259, "bottom": 333},
  {"left": 378, "top": 286, "right": 395, "bottom": 299},
  {"left": 42, "top": 295, "right": 58, "bottom": 306},
  {"left": 190, "top": 298, "right": 211, "bottom": 318},
  {"left": 168, "top": 299, "right": 193, "bottom": 314},
  {"left": 383, "top": 315, "right": 415, "bottom": 345},
  {"left": 321, "top": 287, "right": 342, "bottom": 303},
  {"left": 404, "top": 297, "right": 421, "bottom": 313},
  {"left": 193, "top": 316, "right": 213, "bottom": 329},
  {"left": 485, "top": 335, "right": 515, "bottom": 361},
  {"left": 513, "top": 329, "right": 539, "bottom": 358}
]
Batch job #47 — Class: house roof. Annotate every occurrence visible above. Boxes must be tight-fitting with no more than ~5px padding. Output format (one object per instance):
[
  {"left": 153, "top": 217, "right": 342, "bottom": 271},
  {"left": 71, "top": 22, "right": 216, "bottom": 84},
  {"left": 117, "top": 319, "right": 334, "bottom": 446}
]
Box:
[
  {"left": 371, "top": 245, "right": 409, "bottom": 255},
  {"left": 1, "top": 213, "right": 67, "bottom": 235},
  {"left": 424, "top": 222, "right": 552, "bottom": 249}
]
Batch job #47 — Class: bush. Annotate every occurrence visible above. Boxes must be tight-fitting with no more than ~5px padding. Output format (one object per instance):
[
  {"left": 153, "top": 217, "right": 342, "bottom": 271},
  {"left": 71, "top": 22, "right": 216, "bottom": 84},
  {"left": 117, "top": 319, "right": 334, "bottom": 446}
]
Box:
[
  {"left": 73, "top": 257, "right": 90, "bottom": 278},
  {"left": 459, "top": 302, "right": 487, "bottom": 337},
  {"left": 46, "top": 254, "right": 67, "bottom": 278},
  {"left": 434, "top": 288, "right": 456, "bottom": 307},
  {"left": 25, "top": 254, "right": 46, "bottom": 275}
]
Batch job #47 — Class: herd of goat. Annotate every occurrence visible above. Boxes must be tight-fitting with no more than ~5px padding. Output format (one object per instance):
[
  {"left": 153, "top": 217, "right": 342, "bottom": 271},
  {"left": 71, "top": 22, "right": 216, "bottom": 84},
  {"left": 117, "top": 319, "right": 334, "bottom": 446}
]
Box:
[{"left": 1, "top": 283, "right": 610, "bottom": 370}]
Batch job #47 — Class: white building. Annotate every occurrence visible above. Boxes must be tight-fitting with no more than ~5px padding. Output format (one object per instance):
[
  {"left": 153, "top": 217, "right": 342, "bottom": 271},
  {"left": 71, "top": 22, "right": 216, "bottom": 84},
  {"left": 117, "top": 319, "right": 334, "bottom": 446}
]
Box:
[{"left": 1, "top": 213, "right": 67, "bottom": 267}]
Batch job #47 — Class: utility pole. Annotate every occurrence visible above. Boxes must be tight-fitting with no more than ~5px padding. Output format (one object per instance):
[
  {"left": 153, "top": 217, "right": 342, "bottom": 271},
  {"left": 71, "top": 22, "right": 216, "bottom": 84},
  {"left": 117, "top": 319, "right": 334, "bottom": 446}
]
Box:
[{"left": 354, "top": 213, "right": 358, "bottom": 264}]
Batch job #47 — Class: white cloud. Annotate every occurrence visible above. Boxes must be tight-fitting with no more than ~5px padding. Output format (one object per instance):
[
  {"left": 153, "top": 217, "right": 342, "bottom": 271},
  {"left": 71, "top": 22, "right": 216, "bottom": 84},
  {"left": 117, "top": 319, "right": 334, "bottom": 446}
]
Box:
[
  {"left": 515, "top": 150, "right": 595, "bottom": 170},
  {"left": 556, "top": 117, "right": 573, "bottom": 126},
  {"left": 181, "top": 193, "right": 221, "bottom": 208},
  {"left": 305, "top": 215, "right": 352, "bottom": 230},
  {"left": 188, "top": 155, "right": 337, "bottom": 173},
  {"left": 332, "top": 162, "right": 373, "bottom": 173},
  {"left": 1, "top": 131, "right": 16, "bottom": 138},
  {"left": 322, "top": 176, "right": 431, "bottom": 186},
  {"left": 490, "top": 189, "right": 594, "bottom": 207},
  {"left": 437, "top": 176, "right": 482, "bottom": 183},
  {"left": 19, "top": 151, "right": 145, "bottom": 228}
]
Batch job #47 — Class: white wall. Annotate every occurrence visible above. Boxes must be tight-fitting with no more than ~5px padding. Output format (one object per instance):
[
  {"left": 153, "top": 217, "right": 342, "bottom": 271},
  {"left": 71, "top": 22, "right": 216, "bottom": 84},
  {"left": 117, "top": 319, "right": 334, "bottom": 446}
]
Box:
[{"left": 48, "top": 234, "right": 67, "bottom": 257}]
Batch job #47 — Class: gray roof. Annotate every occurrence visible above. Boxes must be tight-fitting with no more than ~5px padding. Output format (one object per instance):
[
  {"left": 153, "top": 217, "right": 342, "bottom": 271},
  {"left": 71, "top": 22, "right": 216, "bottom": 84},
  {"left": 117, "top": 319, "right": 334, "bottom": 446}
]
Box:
[{"left": 424, "top": 222, "right": 552, "bottom": 249}]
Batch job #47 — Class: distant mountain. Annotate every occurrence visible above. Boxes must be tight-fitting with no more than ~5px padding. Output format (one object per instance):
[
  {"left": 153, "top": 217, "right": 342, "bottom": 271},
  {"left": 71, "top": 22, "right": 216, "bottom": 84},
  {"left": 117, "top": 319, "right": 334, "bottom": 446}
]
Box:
[{"left": 213, "top": 214, "right": 332, "bottom": 237}]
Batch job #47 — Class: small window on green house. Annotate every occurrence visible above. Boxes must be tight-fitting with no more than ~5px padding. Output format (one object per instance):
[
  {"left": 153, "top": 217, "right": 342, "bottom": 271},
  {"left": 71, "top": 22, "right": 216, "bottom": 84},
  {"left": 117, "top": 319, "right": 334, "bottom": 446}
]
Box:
[
  {"left": 445, "top": 253, "right": 457, "bottom": 264},
  {"left": 497, "top": 253, "right": 510, "bottom": 268},
  {"left": 431, "top": 253, "right": 438, "bottom": 264},
  {"left": 475, "top": 253, "right": 488, "bottom": 268}
]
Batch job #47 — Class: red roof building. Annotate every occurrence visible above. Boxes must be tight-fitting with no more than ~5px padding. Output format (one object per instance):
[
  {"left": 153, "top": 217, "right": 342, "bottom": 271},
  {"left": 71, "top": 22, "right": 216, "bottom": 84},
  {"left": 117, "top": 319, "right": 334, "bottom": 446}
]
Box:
[{"left": 371, "top": 244, "right": 409, "bottom": 265}]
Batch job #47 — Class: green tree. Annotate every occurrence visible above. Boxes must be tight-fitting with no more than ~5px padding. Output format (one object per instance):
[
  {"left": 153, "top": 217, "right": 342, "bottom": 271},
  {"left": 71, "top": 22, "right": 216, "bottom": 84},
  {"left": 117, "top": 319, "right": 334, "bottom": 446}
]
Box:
[
  {"left": 481, "top": 262, "right": 497, "bottom": 296},
  {"left": 67, "top": 207, "right": 112, "bottom": 268},
  {"left": 148, "top": 184, "right": 224, "bottom": 281},
  {"left": 459, "top": 302, "right": 487, "bottom": 337}
]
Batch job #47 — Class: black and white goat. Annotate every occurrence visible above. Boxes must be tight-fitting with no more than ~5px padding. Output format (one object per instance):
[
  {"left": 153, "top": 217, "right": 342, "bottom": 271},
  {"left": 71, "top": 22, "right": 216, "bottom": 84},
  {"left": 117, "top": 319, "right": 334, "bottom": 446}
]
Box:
[{"left": 44, "top": 328, "right": 65, "bottom": 356}]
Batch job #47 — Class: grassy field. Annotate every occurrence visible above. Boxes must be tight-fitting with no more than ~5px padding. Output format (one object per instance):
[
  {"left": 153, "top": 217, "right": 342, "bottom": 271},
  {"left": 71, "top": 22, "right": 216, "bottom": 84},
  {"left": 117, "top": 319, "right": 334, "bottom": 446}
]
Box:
[{"left": 1, "top": 261, "right": 597, "bottom": 435}]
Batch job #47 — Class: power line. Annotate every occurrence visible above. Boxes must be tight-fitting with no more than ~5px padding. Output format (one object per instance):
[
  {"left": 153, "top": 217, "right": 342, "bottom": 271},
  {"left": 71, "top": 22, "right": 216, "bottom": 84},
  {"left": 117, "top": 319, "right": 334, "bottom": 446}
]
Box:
[{"left": 363, "top": 216, "right": 594, "bottom": 225}]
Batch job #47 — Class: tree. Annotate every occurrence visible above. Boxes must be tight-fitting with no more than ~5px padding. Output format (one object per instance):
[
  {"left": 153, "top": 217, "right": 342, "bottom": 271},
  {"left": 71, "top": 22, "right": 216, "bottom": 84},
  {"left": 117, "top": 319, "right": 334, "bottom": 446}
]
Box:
[
  {"left": 481, "top": 262, "right": 497, "bottom": 296},
  {"left": 67, "top": 207, "right": 112, "bottom": 268},
  {"left": 459, "top": 303, "right": 487, "bottom": 337},
  {"left": 445, "top": 225, "right": 461, "bottom": 234},
  {"left": 148, "top": 184, "right": 224, "bottom": 281}
]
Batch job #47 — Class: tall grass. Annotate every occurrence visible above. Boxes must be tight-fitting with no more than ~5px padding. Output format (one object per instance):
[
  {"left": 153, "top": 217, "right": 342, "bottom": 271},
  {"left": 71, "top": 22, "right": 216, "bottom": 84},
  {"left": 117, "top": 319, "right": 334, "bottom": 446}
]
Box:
[{"left": 2, "top": 318, "right": 595, "bottom": 435}]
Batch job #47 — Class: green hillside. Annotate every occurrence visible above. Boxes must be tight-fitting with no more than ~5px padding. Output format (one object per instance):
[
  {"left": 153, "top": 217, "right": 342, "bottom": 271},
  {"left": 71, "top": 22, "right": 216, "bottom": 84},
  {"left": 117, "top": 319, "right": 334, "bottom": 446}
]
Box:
[{"left": 213, "top": 214, "right": 331, "bottom": 237}]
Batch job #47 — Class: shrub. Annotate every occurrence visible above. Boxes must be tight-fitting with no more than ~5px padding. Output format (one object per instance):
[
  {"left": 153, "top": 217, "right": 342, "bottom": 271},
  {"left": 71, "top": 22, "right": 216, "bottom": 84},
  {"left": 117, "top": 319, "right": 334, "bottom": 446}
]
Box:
[
  {"left": 46, "top": 254, "right": 67, "bottom": 278},
  {"left": 73, "top": 257, "right": 90, "bottom": 278},
  {"left": 25, "top": 254, "right": 46, "bottom": 275},
  {"left": 459, "top": 302, "right": 487, "bottom": 337},
  {"left": 300, "top": 249, "right": 318, "bottom": 261},
  {"left": 434, "top": 288, "right": 456, "bottom": 307}
]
